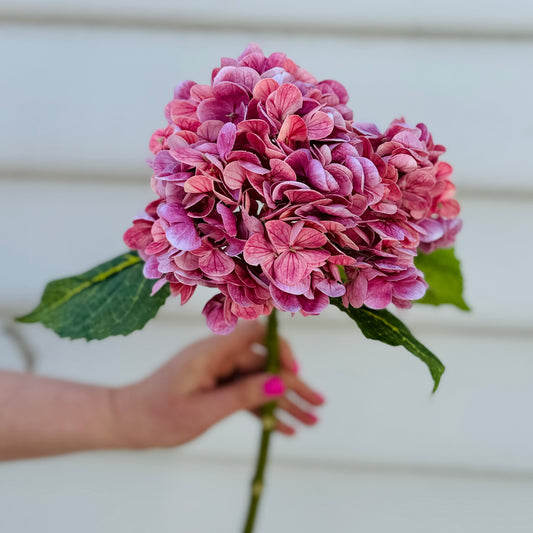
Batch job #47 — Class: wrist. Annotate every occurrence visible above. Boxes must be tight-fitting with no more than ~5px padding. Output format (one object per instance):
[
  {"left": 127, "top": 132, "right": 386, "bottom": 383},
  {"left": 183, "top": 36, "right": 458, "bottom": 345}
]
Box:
[{"left": 108, "top": 384, "right": 152, "bottom": 450}]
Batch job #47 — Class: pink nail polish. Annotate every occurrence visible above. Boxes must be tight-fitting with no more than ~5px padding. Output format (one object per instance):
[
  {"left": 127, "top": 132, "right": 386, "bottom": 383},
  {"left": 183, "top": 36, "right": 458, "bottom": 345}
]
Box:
[
  {"left": 263, "top": 376, "right": 285, "bottom": 397},
  {"left": 308, "top": 413, "right": 319, "bottom": 424},
  {"left": 292, "top": 360, "right": 300, "bottom": 374},
  {"left": 315, "top": 392, "right": 326, "bottom": 404}
]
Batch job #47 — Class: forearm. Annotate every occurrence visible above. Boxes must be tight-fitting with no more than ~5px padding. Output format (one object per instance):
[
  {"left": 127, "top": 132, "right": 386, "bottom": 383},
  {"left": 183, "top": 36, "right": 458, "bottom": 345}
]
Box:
[{"left": 0, "top": 370, "right": 122, "bottom": 461}]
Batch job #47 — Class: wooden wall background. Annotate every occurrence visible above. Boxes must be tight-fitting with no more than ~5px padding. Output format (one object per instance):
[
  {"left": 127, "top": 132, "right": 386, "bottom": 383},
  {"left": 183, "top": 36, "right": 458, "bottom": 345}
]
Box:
[{"left": 1, "top": 2, "right": 532, "bottom": 531}]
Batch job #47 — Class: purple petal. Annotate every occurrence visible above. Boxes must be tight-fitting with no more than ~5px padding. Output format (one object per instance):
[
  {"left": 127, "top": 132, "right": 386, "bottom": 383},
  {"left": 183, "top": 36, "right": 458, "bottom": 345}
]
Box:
[
  {"left": 143, "top": 256, "right": 160, "bottom": 279},
  {"left": 166, "top": 220, "right": 201, "bottom": 251}
]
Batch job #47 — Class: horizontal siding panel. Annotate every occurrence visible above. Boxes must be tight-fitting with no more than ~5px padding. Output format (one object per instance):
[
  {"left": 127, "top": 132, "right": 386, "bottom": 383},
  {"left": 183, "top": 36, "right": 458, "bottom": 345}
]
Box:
[
  {"left": 1, "top": 27, "right": 533, "bottom": 191},
  {"left": 1, "top": 442, "right": 533, "bottom": 533},
  {"left": 3, "top": 179, "right": 530, "bottom": 331},
  {"left": 5, "top": 319, "right": 532, "bottom": 472},
  {"left": 0, "top": 321, "right": 27, "bottom": 371},
  {"left": 2, "top": 0, "right": 533, "bottom": 35}
]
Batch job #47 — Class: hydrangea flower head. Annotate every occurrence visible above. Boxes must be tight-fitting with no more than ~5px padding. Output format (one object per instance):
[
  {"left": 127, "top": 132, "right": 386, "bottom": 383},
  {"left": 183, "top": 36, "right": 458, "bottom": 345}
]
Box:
[{"left": 124, "top": 44, "right": 462, "bottom": 333}]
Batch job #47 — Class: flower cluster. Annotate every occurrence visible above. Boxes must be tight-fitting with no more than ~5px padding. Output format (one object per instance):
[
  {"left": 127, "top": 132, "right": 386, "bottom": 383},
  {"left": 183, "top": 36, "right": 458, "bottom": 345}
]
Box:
[{"left": 124, "top": 44, "right": 461, "bottom": 333}]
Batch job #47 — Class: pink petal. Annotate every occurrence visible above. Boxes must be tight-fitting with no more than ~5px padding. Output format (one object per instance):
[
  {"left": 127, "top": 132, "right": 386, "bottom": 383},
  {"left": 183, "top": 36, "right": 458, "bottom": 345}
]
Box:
[
  {"left": 223, "top": 161, "right": 247, "bottom": 190},
  {"left": 217, "top": 122, "right": 237, "bottom": 160},
  {"left": 243, "top": 233, "right": 273, "bottom": 265},
  {"left": 316, "top": 278, "right": 346, "bottom": 297},
  {"left": 328, "top": 254, "right": 357, "bottom": 266},
  {"left": 270, "top": 285, "right": 302, "bottom": 312},
  {"left": 284, "top": 189, "right": 324, "bottom": 203},
  {"left": 273, "top": 251, "right": 307, "bottom": 286},
  {"left": 203, "top": 295, "right": 238, "bottom": 335},
  {"left": 277, "top": 115, "right": 308, "bottom": 144},
  {"left": 344, "top": 272, "right": 368, "bottom": 308},
  {"left": 265, "top": 220, "right": 291, "bottom": 252},
  {"left": 269, "top": 158, "right": 297, "bottom": 181},
  {"left": 213, "top": 66, "right": 260, "bottom": 92},
  {"left": 271, "top": 275, "right": 310, "bottom": 296},
  {"left": 174, "top": 80, "right": 196, "bottom": 99},
  {"left": 393, "top": 278, "right": 427, "bottom": 300},
  {"left": 307, "top": 160, "right": 339, "bottom": 192},
  {"left": 143, "top": 256, "right": 160, "bottom": 279},
  {"left": 197, "top": 120, "right": 224, "bottom": 142},
  {"left": 266, "top": 83, "right": 303, "bottom": 122},
  {"left": 170, "top": 146, "right": 205, "bottom": 167},
  {"left": 157, "top": 203, "right": 186, "bottom": 224},
  {"left": 305, "top": 110, "right": 334, "bottom": 140},
  {"left": 123, "top": 220, "right": 153, "bottom": 250},
  {"left": 292, "top": 226, "right": 328, "bottom": 248},
  {"left": 299, "top": 292, "right": 329, "bottom": 314},
  {"left": 252, "top": 78, "right": 280, "bottom": 103},
  {"left": 166, "top": 220, "right": 201, "bottom": 251},
  {"left": 297, "top": 249, "right": 330, "bottom": 265},
  {"left": 365, "top": 279, "right": 393, "bottom": 309},
  {"left": 169, "top": 282, "right": 196, "bottom": 305},
  {"left": 183, "top": 175, "right": 213, "bottom": 193},
  {"left": 198, "top": 249, "right": 235, "bottom": 277},
  {"left": 151, "top": 277, "right": 168, "bottom": 296},
  {"left": 216, "top": 203, "right": 237, "bottom": 237}
]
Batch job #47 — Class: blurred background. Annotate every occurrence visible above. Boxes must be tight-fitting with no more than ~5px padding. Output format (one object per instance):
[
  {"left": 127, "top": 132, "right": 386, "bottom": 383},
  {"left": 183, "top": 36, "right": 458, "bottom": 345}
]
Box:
[{"left": 1, "top": 1, "right": 533, "bottom": 531}]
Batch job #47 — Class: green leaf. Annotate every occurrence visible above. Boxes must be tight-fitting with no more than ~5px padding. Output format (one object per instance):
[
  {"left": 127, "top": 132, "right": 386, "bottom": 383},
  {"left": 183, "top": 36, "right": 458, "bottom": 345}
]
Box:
[
  {"left": 331, "top": 299, "right": 445, "bottom": 392},
  {"left": 16, "top": 252, "right": 169, "bottom": 340},
  {"left": 414, "top": 248, "right": 470, "bottom": 311}
]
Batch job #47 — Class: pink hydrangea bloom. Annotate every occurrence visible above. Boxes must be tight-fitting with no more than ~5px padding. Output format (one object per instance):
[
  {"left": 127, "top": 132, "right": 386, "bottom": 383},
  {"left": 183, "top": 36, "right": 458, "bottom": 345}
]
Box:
[{"left": 124, "top": 44, "right": 462, "bottom": 333}]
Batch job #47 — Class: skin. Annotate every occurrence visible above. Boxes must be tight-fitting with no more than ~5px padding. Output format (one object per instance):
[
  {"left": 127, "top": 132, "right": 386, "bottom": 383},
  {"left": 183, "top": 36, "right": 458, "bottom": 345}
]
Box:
[{"left": 0, "top": 321, "right": 324, "bottom": 461}]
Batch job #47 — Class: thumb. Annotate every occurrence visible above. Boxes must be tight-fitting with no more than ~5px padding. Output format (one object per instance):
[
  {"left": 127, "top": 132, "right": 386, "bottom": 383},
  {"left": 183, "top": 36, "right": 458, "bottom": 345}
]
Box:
[{"left": 204, "top": 374, "right": 285, "bottom": 424}]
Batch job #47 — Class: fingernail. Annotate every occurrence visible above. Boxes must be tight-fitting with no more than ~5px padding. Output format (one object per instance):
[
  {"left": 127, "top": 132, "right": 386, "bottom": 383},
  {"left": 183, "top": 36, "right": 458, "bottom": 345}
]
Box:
[
  {"left": 308, "top": 413, "right": 319, "bottom": 424},
  {"left": 291, "top": 360, "right": 300, "bottom": 374},
  {"left": 314, "top": 392, "right": 326, "bottom": 404},
  {"left": 263, "top": 376, "right": 285, "bottom": 397}
]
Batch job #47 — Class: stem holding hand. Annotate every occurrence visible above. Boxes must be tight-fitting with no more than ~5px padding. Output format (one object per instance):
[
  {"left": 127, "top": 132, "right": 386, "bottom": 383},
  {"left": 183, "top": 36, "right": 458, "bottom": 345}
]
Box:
[{"left": 243, "top": 309, "right": 280, "bottom": 533}]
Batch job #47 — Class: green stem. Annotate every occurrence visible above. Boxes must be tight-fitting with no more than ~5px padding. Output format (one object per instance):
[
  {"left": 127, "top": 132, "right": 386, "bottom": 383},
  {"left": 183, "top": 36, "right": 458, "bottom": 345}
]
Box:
[{"left": 242, "top": 309, "right": 280, "bottom": 533}]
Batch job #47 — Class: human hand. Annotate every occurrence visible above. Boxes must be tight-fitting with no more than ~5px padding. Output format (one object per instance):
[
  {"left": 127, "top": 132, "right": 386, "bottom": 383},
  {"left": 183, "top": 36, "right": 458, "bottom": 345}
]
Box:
[{"left": 111, "top": 321, "right": 325, "bottom": 449}]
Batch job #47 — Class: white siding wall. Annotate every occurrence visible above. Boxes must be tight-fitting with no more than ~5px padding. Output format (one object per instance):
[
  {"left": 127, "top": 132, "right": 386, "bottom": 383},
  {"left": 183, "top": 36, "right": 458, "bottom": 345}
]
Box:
[{"left": 1, "top": 2, "right": 532, "bottom": 531}]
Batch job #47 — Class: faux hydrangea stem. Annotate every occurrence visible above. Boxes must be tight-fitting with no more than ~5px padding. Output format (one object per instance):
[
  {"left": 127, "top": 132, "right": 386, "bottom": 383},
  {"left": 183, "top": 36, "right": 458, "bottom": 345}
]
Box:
[{"left": 243, "top": 309, "right": 280, "bottom": 533}]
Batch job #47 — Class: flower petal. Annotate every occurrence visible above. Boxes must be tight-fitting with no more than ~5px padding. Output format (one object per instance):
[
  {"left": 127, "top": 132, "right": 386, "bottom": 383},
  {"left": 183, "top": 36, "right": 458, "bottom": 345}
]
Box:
[
  {"left": 243, "top": 233, "right": 273, "bottom": 265},
  {"left": 198, "top": 249, "right": 235, "bottom": 277},
  {"left": 277, "top": 115, "right": 308, "bottom": 144},
  {"left": 166, "top": 220, "right": 201, "bottom": 251},
  {"left": 305, "top": 110, "right": 334, "bottom": 140},
  {"left": 266, "top": 83, "right": 303, "bottom": 122},
  {"left": 273, "top": 251, "right": 307, "bottom": 286},
  {"left": 265, "top": 220, "right": 291, "bottom": 252},
  {"left": 202, "top": 295, "right": 238, "bottom": 335},
  {"left": 217, "top": 122, "right": 237, "bottom": 160}
]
